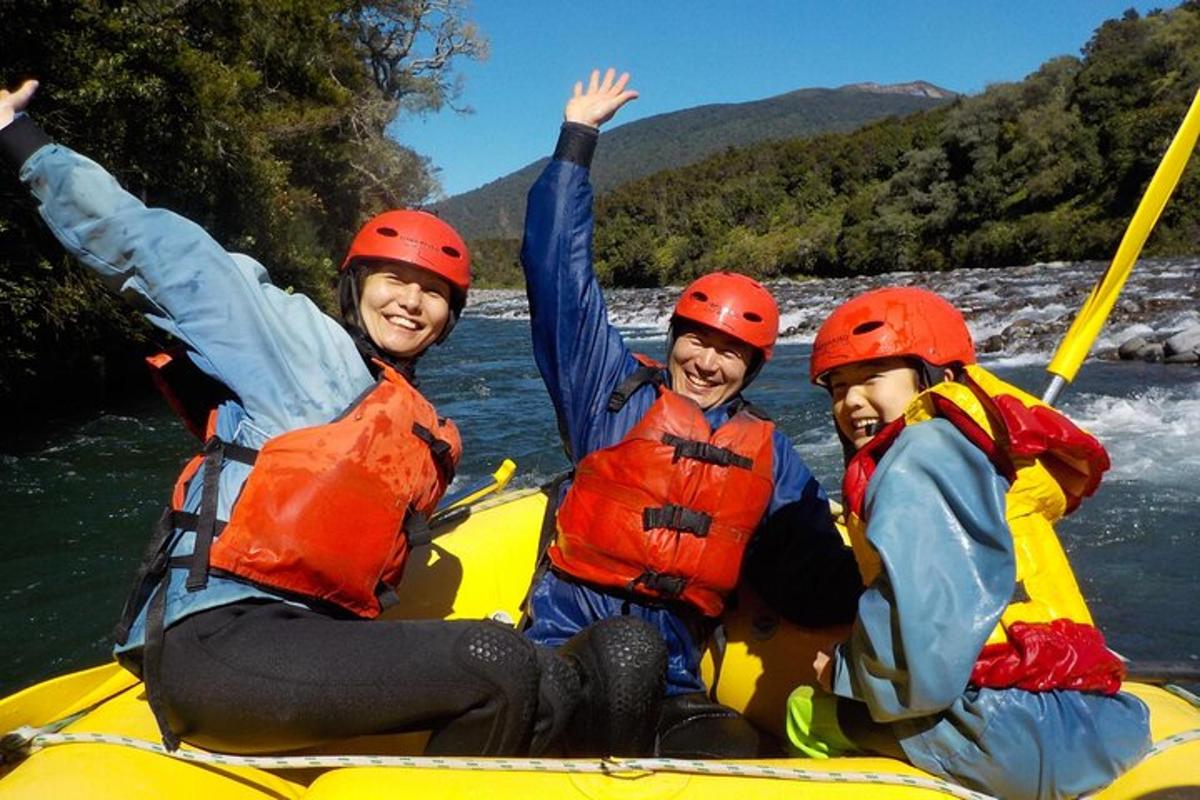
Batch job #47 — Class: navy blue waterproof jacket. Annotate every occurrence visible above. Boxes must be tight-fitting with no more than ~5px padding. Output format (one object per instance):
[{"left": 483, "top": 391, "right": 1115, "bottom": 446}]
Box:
[{"left": 520, "top": 123, "right": 860, "bottom": 694}]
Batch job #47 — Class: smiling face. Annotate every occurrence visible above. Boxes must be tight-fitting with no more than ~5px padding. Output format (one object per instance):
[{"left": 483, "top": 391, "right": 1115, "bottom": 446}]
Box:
[
  {"left": 667, "top": 323, "right": 756, "bottom": 410},
  {"left": 827, "top": 357, "right": 923, "bottom": 451},
  {"left": 357, "top": 262, "right": 452, "bottom": 358}
]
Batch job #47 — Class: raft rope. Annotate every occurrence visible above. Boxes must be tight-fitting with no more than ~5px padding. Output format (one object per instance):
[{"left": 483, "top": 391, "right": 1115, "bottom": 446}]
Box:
[{"left": 5, "top": 726, "right": 1200, "bottom": 799}]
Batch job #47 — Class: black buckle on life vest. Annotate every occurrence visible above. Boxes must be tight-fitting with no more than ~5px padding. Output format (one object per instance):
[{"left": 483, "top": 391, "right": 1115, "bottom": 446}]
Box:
[
  {"left": 629, "top": 570, "right": 687, "bottom": 598},
  {"left": 660, "top": 434, "right": 753, "bottom": 469},
  {"left": 411, "top": 422, "right": 457, "bottom": 483},
  {"left": 642, "top": 504, "right": 712, "bottom": 537},
  {"left": 607, "top": 365, "right": 664, "bottom": 412}
]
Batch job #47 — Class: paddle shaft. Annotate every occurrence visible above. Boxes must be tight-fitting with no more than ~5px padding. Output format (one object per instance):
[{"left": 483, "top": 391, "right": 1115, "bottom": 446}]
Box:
[
  {"left": 1043, "top": 88, "right": 1200, "bottom": 403},
  {"left": 1124, "top": 662, "right": 1200, "bottom": 686}
]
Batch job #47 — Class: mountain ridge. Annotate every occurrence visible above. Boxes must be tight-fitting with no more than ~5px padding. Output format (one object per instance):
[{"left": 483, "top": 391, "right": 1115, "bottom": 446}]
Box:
[{"left": 436, "top": 81, "right": 956, "bottom": 239}]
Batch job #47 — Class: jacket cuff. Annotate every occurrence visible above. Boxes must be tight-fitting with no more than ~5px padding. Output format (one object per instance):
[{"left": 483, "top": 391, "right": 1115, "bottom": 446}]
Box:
[
  {"left": 553, "top": 122, "right": 598, "bottom": 168},
  {"left": 0, "top": 114, "right": 51, "bottom": 172}
]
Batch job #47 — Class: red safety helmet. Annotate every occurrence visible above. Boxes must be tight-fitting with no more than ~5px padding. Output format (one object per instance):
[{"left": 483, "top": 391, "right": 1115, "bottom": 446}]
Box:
[
  {"left": 810, "top": 287, "right": 975, "bottom": 385},
  {"left": 672, "top": 272, "right": 780, "bottom": 361},
  {"left": 341, "top": 209, "right": 471, "bottom": 310}
]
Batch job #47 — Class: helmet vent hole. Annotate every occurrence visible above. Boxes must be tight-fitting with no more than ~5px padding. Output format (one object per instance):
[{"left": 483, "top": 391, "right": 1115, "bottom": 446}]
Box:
[
  {"left": 441, "top": 245, "right": 462, "bottom": 259},
  {"left": 376, "top": 226, "right": 399, "bottom": 238},
  {"left": 852, "top": 321, "right": 885, "bottom": 336},
  {"left": 691, "top": 291, "right": 709, "bottom": 302},
  {"left": 743, "top": 311, "right": 763, "bottom": 323}
]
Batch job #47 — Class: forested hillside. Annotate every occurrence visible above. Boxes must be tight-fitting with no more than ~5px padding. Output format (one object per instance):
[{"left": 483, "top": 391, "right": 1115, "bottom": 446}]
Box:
[
  {"left": 470, "top": 4, "right": 1200, "bottom": 287},
  {"left": 0, "top": 0, "right": 484, "bottom": 422},
  {"left": 438, "top": 83, "right": 953, "bottom": 240}
]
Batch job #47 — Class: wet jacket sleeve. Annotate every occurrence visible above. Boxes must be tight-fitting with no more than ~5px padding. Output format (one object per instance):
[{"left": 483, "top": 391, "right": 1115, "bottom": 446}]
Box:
[
  {"left": 742, "top": 431, "right": 862, "bottom": 626},
  {"left": 520, "top": 123, "right": 639, "bottom": 461},
  {"left": 831, "top": 419, "right": 1015, "bottom": 721},
  {"left": 7, "top": 121, "right": 369, "bottom": 434}
]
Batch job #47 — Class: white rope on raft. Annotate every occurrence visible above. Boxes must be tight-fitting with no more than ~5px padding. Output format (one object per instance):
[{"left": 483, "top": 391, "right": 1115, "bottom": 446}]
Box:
[
  {"left": 14, "top": 728, "right": 997, "bottom": 799},
  {"left": 9, "top": 727, "right": 1199, "bottom": 800}
]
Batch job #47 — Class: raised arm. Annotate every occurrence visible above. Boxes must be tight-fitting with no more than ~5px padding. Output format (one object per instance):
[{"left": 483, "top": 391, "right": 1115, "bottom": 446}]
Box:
[
  {"left": 521, "top": 70, "right": 643, "bottom": 459},
  {"left": 1, "top": 80, "right": 368, "bottom": 432}
]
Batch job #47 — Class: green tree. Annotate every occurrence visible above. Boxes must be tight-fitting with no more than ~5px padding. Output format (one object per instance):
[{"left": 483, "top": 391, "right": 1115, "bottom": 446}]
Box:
[{"left": 0, "top": 0, "right": 486, "bottom": 424}]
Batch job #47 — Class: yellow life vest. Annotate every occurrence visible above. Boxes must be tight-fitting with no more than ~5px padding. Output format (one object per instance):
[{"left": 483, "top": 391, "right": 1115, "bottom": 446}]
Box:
[{"left": 842, "top": 365, "right": 1105, "bottom": 647}]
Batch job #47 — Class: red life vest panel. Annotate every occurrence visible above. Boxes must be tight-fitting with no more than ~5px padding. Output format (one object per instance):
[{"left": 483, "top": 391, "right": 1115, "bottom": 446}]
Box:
[
  {"left": 205, "top": 364, "right": 460, "bottom": 617},
  {"left": 552, "top": 358, "right": 775, "bottom": 617},
  {"left": 139, "top": 353, "right": 460, "bottom": 619}
]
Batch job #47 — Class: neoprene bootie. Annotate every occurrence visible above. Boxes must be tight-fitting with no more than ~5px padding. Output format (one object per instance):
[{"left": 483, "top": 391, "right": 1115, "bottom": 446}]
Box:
[{"left": 655, "top": 691, "right": 761, "bottom": 758}]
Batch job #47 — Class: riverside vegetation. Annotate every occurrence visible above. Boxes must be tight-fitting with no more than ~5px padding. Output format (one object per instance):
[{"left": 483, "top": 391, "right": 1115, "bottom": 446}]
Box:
[{"left": 0, "top": 0, "right": 485, "bottom": 423}]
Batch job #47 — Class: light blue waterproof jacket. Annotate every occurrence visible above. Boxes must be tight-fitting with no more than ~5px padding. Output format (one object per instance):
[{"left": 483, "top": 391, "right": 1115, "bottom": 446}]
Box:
[
  {"left": 17, "top": 135, "right": 376, "bottom": 652},
  {"left": 830, "top": 419, "right": 1151, "bottom": 800}
]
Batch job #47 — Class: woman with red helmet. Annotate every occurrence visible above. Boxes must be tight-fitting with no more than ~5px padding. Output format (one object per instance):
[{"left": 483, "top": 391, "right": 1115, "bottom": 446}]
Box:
[
  {"left": 1, "top": 79, "right": 578, "bottom": 756},
  {"left": 518, "top": 69, "right": 861, "bottom": 757},
  {"left": 791, "top": 286, "right": 1150, "bottom": 798}
]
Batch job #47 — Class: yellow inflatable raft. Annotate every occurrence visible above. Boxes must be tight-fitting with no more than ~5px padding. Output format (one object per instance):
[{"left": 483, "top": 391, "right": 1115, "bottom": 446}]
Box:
[{"left": 1, "top": 486, "right": 1197, "bottom": 799}]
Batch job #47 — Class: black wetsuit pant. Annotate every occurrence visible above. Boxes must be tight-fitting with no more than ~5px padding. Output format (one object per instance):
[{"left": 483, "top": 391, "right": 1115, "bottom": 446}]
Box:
[{"left": 155, "top": 600, "right": 552, "bottom": 755}]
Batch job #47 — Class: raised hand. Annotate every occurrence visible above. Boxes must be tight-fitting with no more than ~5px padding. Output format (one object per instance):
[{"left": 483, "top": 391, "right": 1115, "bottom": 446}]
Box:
[
  {"left": 564, "top": 68, "right": 638, "bottom": 130},
  {"left": 0, "top": 79, "right": 39, "bottom": 130}
]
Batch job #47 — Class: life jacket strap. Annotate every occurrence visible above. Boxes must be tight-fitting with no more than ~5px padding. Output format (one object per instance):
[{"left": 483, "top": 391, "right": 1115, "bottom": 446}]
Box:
[
  {"left": 186, "top": 437, "right": 258, "bottom": 592},
  {"left": 642, "top": 504, "right": 712, "bottom": 537},
  {"left": 403, "top": 505, "right": 434, "bottom": 547},
  {"left": 113, "top": 507, "right": 176, "bottom": 646},
  {"left": 142, "top": 582, "right": 182, "bottom": 751},
  {"left": 607, "top": 365, "right": 665, "bottom": 412},
  {"left": 411, "top": 422, "right": 457, "bottom": 483},
  {"left": 729, "top": 398, "right": 772, "bottom": 421},
  {"left": 170, "top": 511, "right": 228, "bottom": 537},
  {"left": 629, "top": 570, "right": 687, "bottom": 598},
  {"left": 375, "top": 582, "right": 402, "bottom": 612},
  {"left": 661, "top": 434, "right": 753, "bottom": 469},
  {"left": 519, "top": 473, "right": 573, "bottom": 631}
]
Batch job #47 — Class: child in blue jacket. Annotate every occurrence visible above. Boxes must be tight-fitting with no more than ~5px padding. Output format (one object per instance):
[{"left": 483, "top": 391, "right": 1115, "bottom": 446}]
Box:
[{"left": 792, "top": 286, "right": 1151, "bottom": 799}]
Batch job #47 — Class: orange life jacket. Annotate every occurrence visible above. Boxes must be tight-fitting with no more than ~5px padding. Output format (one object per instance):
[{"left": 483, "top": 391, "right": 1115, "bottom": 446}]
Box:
[
  {"left": 149, "top": 351, "right": 460, "bottom": 619},
  {"left": 552, "top": 359, "right": 775, "bottom": 617}
]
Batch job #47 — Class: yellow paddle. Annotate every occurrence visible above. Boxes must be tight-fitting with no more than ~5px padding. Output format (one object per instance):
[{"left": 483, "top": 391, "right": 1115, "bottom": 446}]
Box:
[
  {"left": 1043, "top": 88, "right": 1200, "bottom": 405},
  {"left": 428, "top": 458, "right": 518, "bottom": 526}
]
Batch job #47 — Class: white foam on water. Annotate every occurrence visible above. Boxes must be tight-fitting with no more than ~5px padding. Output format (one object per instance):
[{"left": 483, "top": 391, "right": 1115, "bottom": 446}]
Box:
[
  {"left": 979, "top": 352, "right": 1050, "bottom": 369},
  {"left": 1065, "top": 384, "right": 1200, "bottom": 486}
]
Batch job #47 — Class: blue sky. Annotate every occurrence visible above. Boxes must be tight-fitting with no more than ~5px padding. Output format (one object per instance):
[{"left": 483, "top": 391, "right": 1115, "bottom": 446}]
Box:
[{"left": 392, "top": 1, "right": 1176, "bottom": 198}]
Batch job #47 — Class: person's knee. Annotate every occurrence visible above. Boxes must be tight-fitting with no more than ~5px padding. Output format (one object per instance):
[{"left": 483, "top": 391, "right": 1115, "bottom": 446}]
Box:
[
  {"left": 529, "top": 645, "right": 583, "bottom": 755},
  {"left": 560, "top": 616, "right": 668, "bottom": 756},
  {"left": 452, "top": 620, "right": 542, "bottom": 747}
]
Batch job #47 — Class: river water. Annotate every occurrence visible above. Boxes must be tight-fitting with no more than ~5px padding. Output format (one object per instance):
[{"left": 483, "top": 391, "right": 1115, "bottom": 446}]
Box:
[{"left": 2, "top": 259, "right": 1198, "bottom": 695}]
